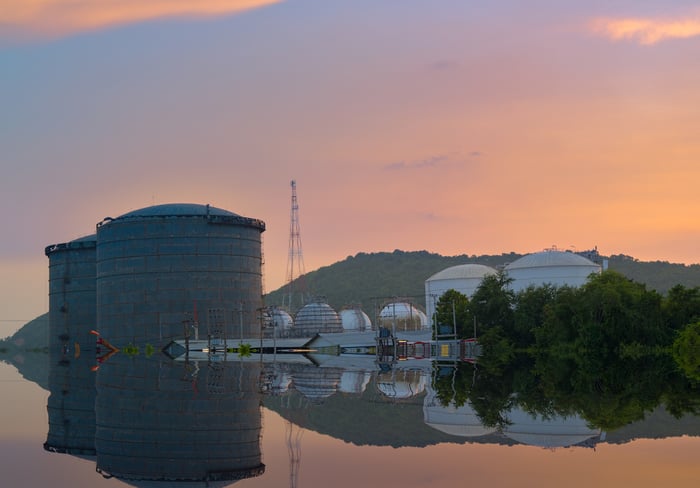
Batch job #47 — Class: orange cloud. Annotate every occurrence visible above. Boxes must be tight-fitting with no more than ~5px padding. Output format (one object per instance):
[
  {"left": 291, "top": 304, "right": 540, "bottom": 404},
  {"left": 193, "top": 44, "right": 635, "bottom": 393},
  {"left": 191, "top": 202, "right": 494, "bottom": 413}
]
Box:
[
  {"left": 592, "top": 15, "right": 700, "bottom": 44},
  {"left": 0, "top": 0, "right": 281, "bottom": 40}
]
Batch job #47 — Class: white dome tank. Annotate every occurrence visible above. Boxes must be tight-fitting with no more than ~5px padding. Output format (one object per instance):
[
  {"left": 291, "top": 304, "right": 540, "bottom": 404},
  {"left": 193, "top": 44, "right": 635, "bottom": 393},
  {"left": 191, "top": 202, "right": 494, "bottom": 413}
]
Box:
[
  {"left": 378, "top": 302, "right": 428, "bottom": 331},
  {"left": 339, "top": 307, "right": 372, "bottom": 331},
  {"left": 425, "top": 264, "right": 497, "bottom": 327},
  {"left": 505, "top": 249, "right": 601, "bottom": 293}
]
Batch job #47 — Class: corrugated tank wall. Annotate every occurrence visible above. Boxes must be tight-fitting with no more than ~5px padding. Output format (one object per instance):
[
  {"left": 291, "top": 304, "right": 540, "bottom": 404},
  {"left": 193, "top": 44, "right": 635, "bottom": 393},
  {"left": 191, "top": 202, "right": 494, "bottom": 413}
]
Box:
[
  {"left": 44, "top": 236, "right": 97, "bottom": 456},
  {"left": 95, "top": 204, "right": 266, "bottom": 346},
  {"left": 95, "top": 356, "right": 264, "bottom": 483}
]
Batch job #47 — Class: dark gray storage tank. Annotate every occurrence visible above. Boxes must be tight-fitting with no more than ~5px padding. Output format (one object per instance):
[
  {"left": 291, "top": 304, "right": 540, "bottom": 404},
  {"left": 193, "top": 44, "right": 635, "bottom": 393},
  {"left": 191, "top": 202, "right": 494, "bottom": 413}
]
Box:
[
  {"left": 95, "top": 356, "right": 265, "bottom": 484},
  {"left": 44, "top": 234, "right": 97, "bottom": 455},
  {"left": 95, "top": 203, "right": 266, "bottom": 346}
]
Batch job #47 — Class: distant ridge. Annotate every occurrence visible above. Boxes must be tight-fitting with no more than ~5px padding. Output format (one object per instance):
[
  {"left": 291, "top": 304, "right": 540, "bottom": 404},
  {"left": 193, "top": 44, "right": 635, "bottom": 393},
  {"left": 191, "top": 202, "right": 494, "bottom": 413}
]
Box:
[{"left": 265, "top": 250, "right": 700, "bottom": 314}]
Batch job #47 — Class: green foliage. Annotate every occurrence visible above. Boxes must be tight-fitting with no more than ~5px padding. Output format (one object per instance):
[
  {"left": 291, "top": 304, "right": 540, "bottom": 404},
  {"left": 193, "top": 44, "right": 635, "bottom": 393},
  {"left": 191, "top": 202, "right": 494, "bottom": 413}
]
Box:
[
  {"left": 238, "top": 343, "right": 253, "bottom": 358},
  {"left": 673, "top": 321, "right": 700, "bottom": 382},
  {"left": 433, "top": 269, "right": 700, "bottom": 432},
  {"left": 434, "top": 289, "right": 471, "bottom": 338},
  {"left": 122, "top": 344, "right": 139, "bottom": 356}
]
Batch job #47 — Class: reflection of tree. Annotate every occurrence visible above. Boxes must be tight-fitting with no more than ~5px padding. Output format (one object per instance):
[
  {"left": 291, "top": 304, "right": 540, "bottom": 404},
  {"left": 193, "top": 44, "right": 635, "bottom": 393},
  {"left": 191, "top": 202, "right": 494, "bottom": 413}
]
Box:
[{"left": 432, "top": 270, "right": 700, "bottom": 432}]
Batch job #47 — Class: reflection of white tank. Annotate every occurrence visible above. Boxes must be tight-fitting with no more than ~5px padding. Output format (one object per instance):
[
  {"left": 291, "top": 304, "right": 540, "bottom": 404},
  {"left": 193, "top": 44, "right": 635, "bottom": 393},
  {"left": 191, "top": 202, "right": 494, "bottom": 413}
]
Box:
[
  {"left": 425, "top": 264, "right": 497, "bottom": 327},
  {"left": 294, "top": 298, "right": 342, "bottom": 337},
  {"left": 505, "top": 249, "right": 601, "bottom": 293},
  {"left": 339, "top": 306, "right": 372, "bottom": 331},
  {"left": 378, "top": 302, "right": 428, "bottom": 331},
  {"left": 338, "top": 370, "right": 372, "bottom": 394},
  {"left": 376, "top": 370, "right": 427, "bottom": 399},
  {"left": 291, "top": 365, "right": 342, "bottom": 402},
  {"left": 423, "top": 387, "right": 496, "bottom": 437},
  {"left": 503, "top": 408, "right": 601, "bottom": 448}
]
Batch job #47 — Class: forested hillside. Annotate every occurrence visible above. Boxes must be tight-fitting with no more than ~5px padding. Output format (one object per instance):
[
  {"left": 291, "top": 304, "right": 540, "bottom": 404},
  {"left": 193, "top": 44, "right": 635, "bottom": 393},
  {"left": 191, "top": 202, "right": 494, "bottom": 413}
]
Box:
[{"left": 265, "top": 250, "right": 700, "bottom": 314}]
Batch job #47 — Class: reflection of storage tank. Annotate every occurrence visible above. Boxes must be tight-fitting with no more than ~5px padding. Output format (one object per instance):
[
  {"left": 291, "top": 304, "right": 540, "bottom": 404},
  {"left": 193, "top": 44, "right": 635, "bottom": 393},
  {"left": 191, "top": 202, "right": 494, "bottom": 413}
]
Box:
[
  {"left": 95, "top": 203, "right": 265, "bottom": 346},
  {"left": 376, "top": 370, "right": 427, "bottom": 399},
  {"left": 423, "top": 387, "right": 496, "bottom": 437},
  {"left": 338, "top": 370, "right": 372, "bottom": 394},
  {"left": 289, "top": 364, "right": 342, "bottom": 402},
  {"left": 378, "top": 302, "right": 428, "bottom": 331},
  {"left": 425, "top": 264, "right": 497, "bottom": 327},
  {"left": 503, "top": 408, "right": 601, "bottom": 448},
  {"left": 505, "top": 249, "right": 601, "bottom": 293},
  {"left": 44, "top": 234, "right": 97, "bottom": 456},
  {"left": 293, "top": 298, "right": 342, "bottom": 337},
  {"left": 95, "top": 356, "right": 265, "bottom": 483},
  {"left": 339, "top": 306, "right": 372, "bottom": 331}
]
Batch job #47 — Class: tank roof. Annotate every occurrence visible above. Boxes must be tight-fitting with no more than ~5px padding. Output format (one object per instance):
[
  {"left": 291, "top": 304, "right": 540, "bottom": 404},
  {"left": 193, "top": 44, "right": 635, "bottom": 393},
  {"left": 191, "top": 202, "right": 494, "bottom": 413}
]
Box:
[
  {"left": 426, "top": 264, "right": 497, "bottom": 281},
  {"left": 506, "top": 250, "right": 598, "bottom": 270},
  {"left": 44, "top": 234, "right": 97, "bottom": 256},
  {"left": 116, "top": 203, "right": 239, "bottom": 219},
  {"left": 98, "top": 203, "right": 265, "bottom": 231}
]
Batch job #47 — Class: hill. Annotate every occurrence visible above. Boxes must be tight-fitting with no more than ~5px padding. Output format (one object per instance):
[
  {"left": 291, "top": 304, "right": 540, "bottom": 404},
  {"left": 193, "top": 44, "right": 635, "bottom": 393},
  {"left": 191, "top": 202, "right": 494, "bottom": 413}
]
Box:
[{"left": 264, "top": 250, "right": 700, "bottom": 314}]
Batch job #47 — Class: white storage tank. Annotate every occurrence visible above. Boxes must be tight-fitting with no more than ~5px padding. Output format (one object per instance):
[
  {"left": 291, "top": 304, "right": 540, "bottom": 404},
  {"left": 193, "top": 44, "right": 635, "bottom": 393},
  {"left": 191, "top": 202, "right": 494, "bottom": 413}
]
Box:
[
  {"left": 425, "top": 264, "right": 497, "bottom": 327},
  {"left": 378, "top": 301, "right": 428, "bottom": 331},
  {"left": 505, "top": 249, "right": 601, "bottom": 293}
]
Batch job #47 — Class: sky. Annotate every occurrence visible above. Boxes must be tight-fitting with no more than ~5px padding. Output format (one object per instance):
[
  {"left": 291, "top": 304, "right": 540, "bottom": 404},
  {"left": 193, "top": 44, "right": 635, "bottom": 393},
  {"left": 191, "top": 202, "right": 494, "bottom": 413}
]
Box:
[{"left": 2, "top": 0, "right": 699, "bottom": 333}]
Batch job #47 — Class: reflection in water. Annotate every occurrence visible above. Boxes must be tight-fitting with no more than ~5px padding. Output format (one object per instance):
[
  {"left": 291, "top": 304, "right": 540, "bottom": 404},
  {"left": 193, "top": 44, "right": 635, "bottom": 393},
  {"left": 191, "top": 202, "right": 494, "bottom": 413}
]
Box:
[{"left": 95, "top": 357, "right": 264, "bottom": 484}]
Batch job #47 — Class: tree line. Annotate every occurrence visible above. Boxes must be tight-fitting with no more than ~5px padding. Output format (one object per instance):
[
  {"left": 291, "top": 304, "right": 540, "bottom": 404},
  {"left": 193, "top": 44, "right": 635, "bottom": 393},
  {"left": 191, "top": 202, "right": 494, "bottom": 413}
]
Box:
[{"left": 431, "top": 270, "right": 700, "bottom": 431}]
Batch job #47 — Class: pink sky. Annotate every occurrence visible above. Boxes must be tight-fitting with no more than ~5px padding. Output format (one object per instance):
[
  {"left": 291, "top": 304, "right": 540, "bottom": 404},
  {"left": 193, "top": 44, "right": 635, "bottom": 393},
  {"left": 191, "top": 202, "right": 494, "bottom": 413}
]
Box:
[{"left": 1, "top": 1, "right": 699, "bottom": 333}]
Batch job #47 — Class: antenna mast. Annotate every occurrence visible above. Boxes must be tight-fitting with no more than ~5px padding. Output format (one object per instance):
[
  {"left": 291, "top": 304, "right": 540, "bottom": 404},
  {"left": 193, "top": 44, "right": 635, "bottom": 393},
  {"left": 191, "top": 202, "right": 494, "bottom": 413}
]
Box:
[{"left": 283, "top": 180, "right": 307, "bottom": 311}]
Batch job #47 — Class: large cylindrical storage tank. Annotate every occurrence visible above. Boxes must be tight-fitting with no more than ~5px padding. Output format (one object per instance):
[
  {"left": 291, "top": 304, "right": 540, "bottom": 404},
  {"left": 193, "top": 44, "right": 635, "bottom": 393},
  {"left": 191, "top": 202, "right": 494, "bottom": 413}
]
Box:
[
  {"left": 44, "top": 235, "right": 97, "bottom": 456},
  {"left": 95, "top": 203, "right": 265, "bottom": 347},
  {"left": 95, "top": 356, "right": 265, "bottom": 484},
  {"left": 425, "top": 264, "right": 497, "bottom": 328},
  {"left": 505, "top": 250, "right": 601, "bottom": 293}
]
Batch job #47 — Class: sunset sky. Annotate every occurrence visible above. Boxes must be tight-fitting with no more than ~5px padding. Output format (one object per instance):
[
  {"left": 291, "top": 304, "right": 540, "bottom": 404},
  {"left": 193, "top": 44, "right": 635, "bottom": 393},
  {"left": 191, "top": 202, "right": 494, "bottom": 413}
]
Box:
[{"left": 1, "top": 0, "right": 699, "bottom": 333}]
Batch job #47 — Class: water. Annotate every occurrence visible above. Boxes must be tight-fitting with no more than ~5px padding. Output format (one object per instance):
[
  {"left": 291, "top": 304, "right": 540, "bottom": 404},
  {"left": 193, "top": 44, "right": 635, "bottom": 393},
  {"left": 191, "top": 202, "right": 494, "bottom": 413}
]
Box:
[{"left": 1, "top": 351, "right": 699, "bottom": 488}]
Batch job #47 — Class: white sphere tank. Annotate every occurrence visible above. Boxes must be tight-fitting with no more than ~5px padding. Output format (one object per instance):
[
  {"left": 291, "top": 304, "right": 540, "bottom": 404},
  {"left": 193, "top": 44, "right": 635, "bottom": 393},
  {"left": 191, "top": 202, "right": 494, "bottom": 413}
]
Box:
[
  {"left": 339, "top": 307, "right": 372, "bottom": 331},
  {"left": 378, "top": 302, "right": 428, "bottom": 331},
  {"left": 425, "top": 264, "right": 497, "bottom": 327},
  {"left": 505, "top": 250, "right": 601, "bottom": 293}
]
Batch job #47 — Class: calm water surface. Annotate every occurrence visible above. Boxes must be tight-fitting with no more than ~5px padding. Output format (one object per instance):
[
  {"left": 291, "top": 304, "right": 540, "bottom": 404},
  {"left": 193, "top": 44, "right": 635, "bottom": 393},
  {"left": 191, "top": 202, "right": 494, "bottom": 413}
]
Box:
[{"left": 1, "top": 356, "right": 699, "bottom": 488}]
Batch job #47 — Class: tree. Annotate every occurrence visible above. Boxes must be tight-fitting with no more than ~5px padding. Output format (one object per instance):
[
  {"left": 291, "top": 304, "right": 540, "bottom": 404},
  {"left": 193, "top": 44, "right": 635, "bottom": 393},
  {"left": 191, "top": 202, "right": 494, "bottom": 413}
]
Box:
[
  {"left": 673, "top": 321, "right": 700, "bottom": 382},
  {"left": 434, "top": 289, "right": 471, "bottom": 338}
]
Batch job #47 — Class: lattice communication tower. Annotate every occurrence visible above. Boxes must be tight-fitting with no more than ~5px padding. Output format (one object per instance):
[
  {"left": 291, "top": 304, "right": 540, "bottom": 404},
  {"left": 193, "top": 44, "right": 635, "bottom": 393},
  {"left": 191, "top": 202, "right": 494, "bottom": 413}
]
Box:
[{"left": 283, "top": 180, "right": 307, "bottom": 312}]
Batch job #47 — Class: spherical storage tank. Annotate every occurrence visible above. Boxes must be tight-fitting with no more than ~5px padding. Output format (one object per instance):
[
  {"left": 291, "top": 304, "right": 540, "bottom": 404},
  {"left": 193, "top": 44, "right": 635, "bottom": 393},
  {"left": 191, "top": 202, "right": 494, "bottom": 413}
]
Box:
[
  {"left": 378, "top": 302, "right": 428, "bottom": 331},
  {"left": 293, "top": 298, "right": 342, "bottom": 337},
  {"left": 44, "top": 234, "right": 97, "bottom": 456},
  {"left": 96, "top": 203, "right": 265, "bottom": 346},
  {"left": 505, "top": 250, "right": 601, "bottom": 293},
  {"left": 425, "top": 264, "right": 497, "bottom": 327},
  {"left": 339, "top": 306, "right": 372, "bottom": 331}
]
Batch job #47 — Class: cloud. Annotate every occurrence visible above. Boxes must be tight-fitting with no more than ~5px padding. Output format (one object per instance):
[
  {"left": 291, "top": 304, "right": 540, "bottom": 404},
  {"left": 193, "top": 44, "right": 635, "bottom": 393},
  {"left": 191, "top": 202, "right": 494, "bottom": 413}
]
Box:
[
  {"left": 384, "top": 152, "right": 481, "bottom": 171},
  {"left": 384, "top": 154, "right": 448, "bottom": 171},
  {"left": 591, "top": 14, "right": 700, "bottom": 45},
  {"left": 0, "top": 0, "right": 282, "bottom": 41}
]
